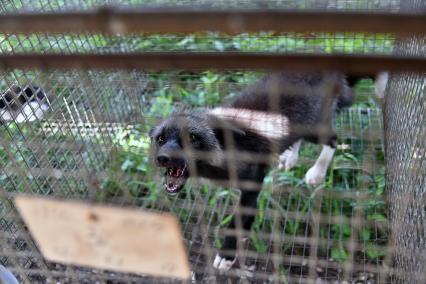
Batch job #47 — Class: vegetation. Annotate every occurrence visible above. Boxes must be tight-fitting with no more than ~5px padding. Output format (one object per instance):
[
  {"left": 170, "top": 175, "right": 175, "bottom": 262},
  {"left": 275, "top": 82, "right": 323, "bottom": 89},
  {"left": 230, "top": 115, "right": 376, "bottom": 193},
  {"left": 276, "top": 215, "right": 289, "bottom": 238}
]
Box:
[
  {"left": 101, "top": 69, "right": 387, "bottom": 267},
  {"left": 0, "top": 32, "right": 389, "bottom": 276}
]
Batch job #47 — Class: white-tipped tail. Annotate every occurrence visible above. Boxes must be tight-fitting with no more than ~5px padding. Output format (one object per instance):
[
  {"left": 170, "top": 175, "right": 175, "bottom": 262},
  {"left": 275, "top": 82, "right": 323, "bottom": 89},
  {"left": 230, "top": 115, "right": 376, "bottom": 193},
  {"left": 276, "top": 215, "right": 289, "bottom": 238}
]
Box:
[{"left": 210, "top": 107, "right": 289, "bottom": 140}]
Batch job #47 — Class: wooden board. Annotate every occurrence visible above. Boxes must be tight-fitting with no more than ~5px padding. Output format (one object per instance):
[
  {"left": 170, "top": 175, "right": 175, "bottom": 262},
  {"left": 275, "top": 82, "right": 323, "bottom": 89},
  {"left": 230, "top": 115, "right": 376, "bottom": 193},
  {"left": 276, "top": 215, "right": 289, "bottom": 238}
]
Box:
[{"left": 14, "top": 195, "right": 190, "bottom": 280}]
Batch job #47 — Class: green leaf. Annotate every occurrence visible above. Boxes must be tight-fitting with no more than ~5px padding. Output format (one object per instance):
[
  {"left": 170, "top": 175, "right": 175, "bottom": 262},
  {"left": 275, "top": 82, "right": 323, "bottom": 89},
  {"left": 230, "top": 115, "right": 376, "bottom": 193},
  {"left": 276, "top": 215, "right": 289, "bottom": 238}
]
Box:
[
  {"left": 136, "top": 162, "right": 148, "bottom": 172},
  {"left": 367, "top": 214, "right": 387, "bottom": 222},
  {"left": 121, "top": 159, "right": 135, "bottom": 171},
  {"left": 366, "top": 244, "right": 387, "bottom": 259},
  {"left": 343, "top": 224, "right": 352, "bottom": 237},
  {"left": 220, "top": 215, "right": 233, "bottom": 226},
  {"left": 331, "top": 247, "right": 348, "bottom": 262},
  {"left": 251, "top": 233, "right": 268, "bottom": 253},
  {"left": 360, "top": 228, "right": 371, "bottom": 241}
]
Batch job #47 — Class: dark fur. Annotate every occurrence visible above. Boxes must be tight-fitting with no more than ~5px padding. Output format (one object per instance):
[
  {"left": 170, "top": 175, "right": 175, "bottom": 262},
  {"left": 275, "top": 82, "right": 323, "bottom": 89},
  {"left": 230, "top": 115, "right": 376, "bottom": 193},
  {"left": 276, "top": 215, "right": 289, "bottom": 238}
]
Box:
[
  {"left": 150, "top": 72, "right": 358, "bottom": 264},
  {"left": 0, "top": 86, "right": 45, "bottom": 111},
  {"left": 0, "top": 85, "right": 49, "bottom": 123}
]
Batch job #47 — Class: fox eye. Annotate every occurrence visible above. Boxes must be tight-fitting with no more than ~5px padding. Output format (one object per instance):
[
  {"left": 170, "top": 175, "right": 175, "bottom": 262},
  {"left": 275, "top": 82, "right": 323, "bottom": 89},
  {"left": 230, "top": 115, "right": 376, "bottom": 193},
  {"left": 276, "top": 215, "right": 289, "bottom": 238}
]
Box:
[
  {"left": 190, "top": 134, "right": 198, "bottom": 143},
  {"left": 157, "top": 135, "right": 165, "bottom": 144}
]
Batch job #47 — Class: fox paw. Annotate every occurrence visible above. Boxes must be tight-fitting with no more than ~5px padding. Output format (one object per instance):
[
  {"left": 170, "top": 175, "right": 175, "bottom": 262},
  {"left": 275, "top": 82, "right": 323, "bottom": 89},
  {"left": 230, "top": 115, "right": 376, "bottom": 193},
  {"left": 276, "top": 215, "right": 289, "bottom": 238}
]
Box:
[
  {"left": 213, "top": 253, "right": 236, "bottom": 271},
  {"left": 279, "top": 148, "right": 299, "bottom": 170},
  {"left": 305, "top": 166, "right": 326, "bottom": 186}
]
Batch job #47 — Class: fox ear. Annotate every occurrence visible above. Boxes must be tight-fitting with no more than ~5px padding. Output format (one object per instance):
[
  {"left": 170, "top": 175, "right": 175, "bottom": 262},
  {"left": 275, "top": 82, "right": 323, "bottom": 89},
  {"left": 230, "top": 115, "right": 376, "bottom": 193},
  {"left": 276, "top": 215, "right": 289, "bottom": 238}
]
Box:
[{"left": 149, "top": 126, "right": 156, "bottom": 138}]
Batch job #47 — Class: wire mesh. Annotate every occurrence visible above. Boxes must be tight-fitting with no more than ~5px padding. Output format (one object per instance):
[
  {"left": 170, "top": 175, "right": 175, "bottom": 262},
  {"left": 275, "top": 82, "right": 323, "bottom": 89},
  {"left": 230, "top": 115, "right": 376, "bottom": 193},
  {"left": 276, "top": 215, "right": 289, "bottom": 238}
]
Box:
[
  {"left": 0, "top": 1, "right": 402, "bottom": 57},
  {"left": 0, "top": 68, "right": 388, "bottom": 283},
  {"left": 383, "top": 0, "right": 426, "bottom": 281},
  {"left": 0, "top": 0, "right": 403, "bottom": 13},
  {"left": 0, "top": 32, "right": 396, "bottom": 56},
  {"left": 0, "top": 1, "right": 424, "bottom": 283},
  {"left": 384, "top": 72, "right": 425, "bottom": 284}
]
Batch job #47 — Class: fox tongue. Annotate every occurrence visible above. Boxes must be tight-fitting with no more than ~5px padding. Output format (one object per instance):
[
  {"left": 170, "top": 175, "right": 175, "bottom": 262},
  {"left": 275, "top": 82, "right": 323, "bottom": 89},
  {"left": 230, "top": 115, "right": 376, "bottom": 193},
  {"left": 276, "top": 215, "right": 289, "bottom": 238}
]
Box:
[
  {"left": 165, "top": 174, "right": 181, "bottom": 194},
  {"left": 167, "top": 181, "right": 177, "bottom": 190}
]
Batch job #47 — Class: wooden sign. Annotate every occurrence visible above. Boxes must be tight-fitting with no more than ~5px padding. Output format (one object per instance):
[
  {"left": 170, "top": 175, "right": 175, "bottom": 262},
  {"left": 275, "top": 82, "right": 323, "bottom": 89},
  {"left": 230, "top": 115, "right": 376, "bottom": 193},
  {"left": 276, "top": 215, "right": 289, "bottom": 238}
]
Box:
[{"left": 14, "top": 196, "right": 190, "bottom": 280}]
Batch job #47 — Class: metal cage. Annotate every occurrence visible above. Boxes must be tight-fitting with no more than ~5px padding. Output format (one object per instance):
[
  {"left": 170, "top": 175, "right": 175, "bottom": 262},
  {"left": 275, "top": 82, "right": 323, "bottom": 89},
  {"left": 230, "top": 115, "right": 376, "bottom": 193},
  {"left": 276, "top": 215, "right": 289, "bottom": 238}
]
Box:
[{"left": 0, "top": 1, "right": 424, "bottom": 283}]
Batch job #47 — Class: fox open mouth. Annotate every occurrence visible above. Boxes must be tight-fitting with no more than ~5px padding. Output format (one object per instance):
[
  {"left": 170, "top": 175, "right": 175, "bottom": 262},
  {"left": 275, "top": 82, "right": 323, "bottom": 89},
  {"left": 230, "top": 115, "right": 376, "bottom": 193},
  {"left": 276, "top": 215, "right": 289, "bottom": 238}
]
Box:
[{"left": 164, "top": 165, "right": 188, "bottom": 194}]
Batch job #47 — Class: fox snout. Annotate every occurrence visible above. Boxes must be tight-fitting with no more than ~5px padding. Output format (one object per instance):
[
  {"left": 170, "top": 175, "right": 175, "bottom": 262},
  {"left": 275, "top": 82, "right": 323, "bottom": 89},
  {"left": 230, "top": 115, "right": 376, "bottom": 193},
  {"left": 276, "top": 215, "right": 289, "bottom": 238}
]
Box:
[
  {"left": 156, "top": 153, "right": 171, "bottom": 166},
  {"left": 155, "top": 145, "right": 186, "bottom": 168}
]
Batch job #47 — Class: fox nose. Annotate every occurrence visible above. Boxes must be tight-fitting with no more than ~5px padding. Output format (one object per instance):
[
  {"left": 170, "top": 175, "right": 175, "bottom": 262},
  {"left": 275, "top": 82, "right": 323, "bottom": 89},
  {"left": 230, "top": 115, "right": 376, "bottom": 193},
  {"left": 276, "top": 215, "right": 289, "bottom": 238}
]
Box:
[{"left": 156, "top": 154, "right": 171, "bottom": 165}]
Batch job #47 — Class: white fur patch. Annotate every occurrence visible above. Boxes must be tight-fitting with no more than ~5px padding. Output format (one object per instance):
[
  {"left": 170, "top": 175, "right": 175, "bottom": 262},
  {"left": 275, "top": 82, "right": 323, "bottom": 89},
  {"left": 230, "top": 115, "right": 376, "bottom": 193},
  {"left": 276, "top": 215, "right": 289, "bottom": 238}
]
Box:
[
  {"left": 14, "top": 102, "right": 49, "bottom": 123},
  {"left": 305, "top": 145, "right": 335, "bottom": 186},
  {"left": 0, "top": 110, "right": 13, "bottom": 122},
  {"left": 210, "top": 107, "right": 289, "bottom": 139},
  {"left": 213, "top": 253, "right": 236, "bottom": 271},
  {"left": 375, "top": 72, "right": 389, "bottom": 99},
  {"left": 279, "top": 139, "right": 301, "bottom": 170}
]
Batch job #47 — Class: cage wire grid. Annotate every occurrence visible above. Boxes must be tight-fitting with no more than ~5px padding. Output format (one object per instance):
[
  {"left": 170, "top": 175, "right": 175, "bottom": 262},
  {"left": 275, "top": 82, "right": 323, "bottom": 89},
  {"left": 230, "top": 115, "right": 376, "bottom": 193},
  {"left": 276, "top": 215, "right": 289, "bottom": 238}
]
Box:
[
  {"left": 0, "top": 1, "right": 400, "bottom": 56},
  {"left": 384, "top": 29, "right": 425, "bottom": 284},
  {"left": 0, "top": 100, "right": 387, "bottom": 284},
  {"left": 0, "top": 0, "right": 403, "bottom": 13},
  {"left": 0, "top": 70, "right": 390, "bottom": 283},
  {"left": 0, "top": 1, "right": 424, "bottom": 284}
]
